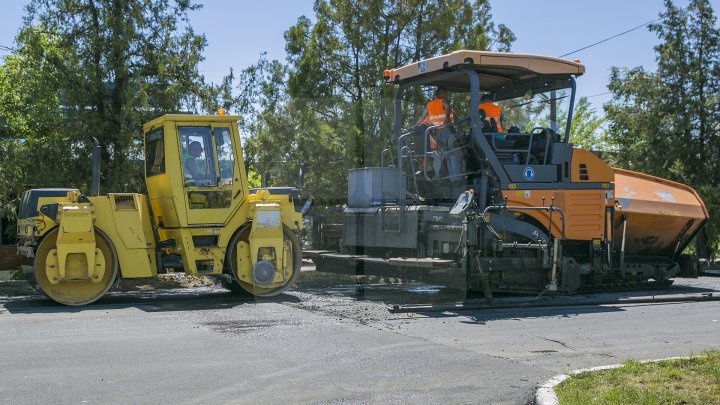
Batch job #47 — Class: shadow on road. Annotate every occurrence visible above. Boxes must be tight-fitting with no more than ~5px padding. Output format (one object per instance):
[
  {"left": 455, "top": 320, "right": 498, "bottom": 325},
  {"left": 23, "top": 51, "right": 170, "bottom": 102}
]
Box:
[
  {"left": 457, "top": 304, "right": 627, "bottom": 324},
  {"left": 3, "top": 271, "right": 718, "bottom": 320},
  {"left": 290, "top": 271, "right": 720, "bottom": 324},
  {"left": 299, "top": 276, "right": 719, "bottom": 304},
  {"left": 0, "top": 288, "right": 302, "bottom": 314}
]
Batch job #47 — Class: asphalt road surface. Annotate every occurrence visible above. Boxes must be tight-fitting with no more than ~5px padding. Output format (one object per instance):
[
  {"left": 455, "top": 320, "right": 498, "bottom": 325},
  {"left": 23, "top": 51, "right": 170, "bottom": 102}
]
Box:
[{"left": 1, "top": 273, "right": 719, "bottom": 404}]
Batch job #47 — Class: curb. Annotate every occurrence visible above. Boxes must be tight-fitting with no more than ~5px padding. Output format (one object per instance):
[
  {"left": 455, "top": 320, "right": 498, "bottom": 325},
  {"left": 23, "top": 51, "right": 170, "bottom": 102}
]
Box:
[{"left": 534, "top": 356, "right": 689, "bottom": 405}]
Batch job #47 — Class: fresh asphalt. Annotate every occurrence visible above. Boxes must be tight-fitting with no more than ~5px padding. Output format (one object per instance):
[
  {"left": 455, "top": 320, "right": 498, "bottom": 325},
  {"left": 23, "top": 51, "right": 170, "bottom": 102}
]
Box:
[{"left": 1, "top": 272, "right": 719, "bottom": 404}]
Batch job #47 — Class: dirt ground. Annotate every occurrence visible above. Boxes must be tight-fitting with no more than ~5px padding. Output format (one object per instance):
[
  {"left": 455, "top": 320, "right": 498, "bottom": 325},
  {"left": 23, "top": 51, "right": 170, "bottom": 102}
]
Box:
[
  {"left": 113, "top": 273, "right": 216, "bottom": 291},
  {"left": 0, "top": 272, "right": 216, "bottom": 297}
]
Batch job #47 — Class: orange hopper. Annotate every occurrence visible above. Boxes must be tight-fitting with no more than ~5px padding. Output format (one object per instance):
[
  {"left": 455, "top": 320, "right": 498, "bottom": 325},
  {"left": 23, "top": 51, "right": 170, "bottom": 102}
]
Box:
[{"left": 613, "top": 168, "right": 708, "bottom": 255}]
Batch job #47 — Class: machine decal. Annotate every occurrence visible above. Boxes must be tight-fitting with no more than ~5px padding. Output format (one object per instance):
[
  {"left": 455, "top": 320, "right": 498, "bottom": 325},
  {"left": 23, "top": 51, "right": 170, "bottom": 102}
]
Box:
[
  {"left": 417, "top": 60, "right": 427, "bottom": 74},
  {"left": 655, "top": 190, "right": 676, "bottom": 202},
  {"left": 523, "top": 167, "right": 535, "bottom": 181},
  {"left": 605, "top": 191, "right": 614, "bottom": 204}
]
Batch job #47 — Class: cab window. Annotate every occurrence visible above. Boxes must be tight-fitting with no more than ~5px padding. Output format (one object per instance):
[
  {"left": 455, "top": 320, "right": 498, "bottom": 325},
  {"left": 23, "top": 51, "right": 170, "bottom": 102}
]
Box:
[
  {"left": 178, "top": 126, "right": 217, "bottom": 187},
  {"left": 215, "top": 127, "right": 234, "bottom": 186},
  {"left": 145, "top": 127, "right": 165, "bottom": 177}
]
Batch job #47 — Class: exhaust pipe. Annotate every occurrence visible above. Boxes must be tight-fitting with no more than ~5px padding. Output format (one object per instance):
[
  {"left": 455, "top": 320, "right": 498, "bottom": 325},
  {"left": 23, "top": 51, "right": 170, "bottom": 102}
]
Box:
[{"left": 91, "top": 137, "right": 101, "bottom": 197}]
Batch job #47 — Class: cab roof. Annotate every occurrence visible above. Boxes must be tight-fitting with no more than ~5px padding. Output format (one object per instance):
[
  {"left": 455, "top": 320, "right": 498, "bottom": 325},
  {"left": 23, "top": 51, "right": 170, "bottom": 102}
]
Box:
[
  {"left": 383, "top": 50, "right": 585, "bottom": 93},
  {"left": 142, "top": 114, "right": 241, "bottom": 132}
]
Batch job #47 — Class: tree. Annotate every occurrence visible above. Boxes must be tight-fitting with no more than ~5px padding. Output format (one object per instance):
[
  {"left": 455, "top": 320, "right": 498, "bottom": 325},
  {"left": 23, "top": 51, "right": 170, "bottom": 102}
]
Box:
[
  {"left": 18, "top": 0, "right": 221, "bottom": 191},
  {"left": 0, "top": 32, "right": 75, "bottom": 234},
  {"left": 244, "top": 0, "right": 514, "bottom": 201},
  {"left": 0, "top": 0, "right": 233, "bottom": 239},
  {"left": 569, "top": 97, "right": 608, "bottom": 152},
  {"left": 604, "top": 0, "right": 720, "bottom": 257}
]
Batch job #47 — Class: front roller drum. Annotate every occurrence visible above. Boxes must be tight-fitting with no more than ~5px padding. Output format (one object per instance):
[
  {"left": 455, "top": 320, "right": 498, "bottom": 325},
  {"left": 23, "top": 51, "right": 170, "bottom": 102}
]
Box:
[
  {"left": 226, "top": 225, "right": 301, "bottom": 297},
  {"left": 33, "top": 228, "right": 118, "bottom": 306}
]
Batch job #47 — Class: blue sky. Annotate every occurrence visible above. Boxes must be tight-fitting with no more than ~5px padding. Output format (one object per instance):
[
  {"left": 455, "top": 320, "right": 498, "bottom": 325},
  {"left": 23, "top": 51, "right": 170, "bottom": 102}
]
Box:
[{"left": 1, "top": 0, "right": 718, "bottom": 114}]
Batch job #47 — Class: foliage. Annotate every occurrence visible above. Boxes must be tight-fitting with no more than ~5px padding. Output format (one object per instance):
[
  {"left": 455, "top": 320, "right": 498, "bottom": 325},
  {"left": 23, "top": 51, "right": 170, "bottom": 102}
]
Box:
[
  {"left": 569, "top": 97, "right": 608, "bottom": 152},
  {"left": 0, "top": 0, "right": 235, "bottom": 236},
  {"left": 604, "top": 0, "right": 720, "bottom": 257},
  {"left": 242, "top": 0, "right": 514, "bottom": 201},
  {"left": 10, "top": 266, "right": 25, "bottom": 281},
  {"left": 246, "top": 169, "right": 262, "bottom": 189},
  {"left": 0, "top": 31, "right": 72, "bottom": 231}
]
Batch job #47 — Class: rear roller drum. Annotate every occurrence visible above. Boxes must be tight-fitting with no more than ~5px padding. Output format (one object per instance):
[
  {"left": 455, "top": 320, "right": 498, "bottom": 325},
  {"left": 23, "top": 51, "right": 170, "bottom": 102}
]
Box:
[
  {"left": 33, "top": 228, "right": 118, "bottom": 306},
  {"left": 225, "top": 225, "right": 301, "bottom": 297}
]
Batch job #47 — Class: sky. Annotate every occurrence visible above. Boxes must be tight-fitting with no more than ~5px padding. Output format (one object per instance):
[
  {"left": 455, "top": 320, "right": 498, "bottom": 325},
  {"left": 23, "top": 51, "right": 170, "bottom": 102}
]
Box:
[{"left": 1, "top": 0, "right": 718, "bottom": 115}]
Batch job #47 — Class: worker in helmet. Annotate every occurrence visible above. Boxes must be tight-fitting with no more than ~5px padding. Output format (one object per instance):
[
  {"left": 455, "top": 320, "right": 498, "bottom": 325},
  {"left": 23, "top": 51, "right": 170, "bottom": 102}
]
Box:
[
  {"left": 416, "top": 87, "right": 461, "bottom": 181},
  {"left": 478, "top": 93, "right": 505, "bottom": 133}
]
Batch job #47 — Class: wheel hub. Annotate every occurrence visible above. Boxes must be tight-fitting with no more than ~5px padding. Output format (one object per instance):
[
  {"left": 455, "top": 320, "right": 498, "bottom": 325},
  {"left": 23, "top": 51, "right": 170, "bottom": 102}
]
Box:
[{"left": 252, "top": 260, "right": 276, "bottom": 285}]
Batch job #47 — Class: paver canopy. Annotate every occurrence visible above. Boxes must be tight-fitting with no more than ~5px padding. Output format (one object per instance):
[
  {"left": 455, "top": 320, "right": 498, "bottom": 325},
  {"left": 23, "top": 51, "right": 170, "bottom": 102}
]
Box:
[{"left": 383, "top": 50, "right": 585, "bottom": 95}]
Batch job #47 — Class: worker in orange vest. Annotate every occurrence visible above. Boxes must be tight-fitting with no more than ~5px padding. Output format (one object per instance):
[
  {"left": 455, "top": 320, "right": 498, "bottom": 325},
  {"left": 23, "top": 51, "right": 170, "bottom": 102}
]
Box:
[
  {"left": 417, "top": 87, "right": 454, "bottom": 127},
  {"left": 416, "top": 87, "right": 461, "bottom": 180},
  {"left": 478, "top": 93, "right": 505, "bottom": 133}
]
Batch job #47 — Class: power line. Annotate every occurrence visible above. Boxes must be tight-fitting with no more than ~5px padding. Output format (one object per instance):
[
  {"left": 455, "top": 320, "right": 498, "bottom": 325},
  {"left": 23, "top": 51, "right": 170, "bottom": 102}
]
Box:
[
  {"left": 557, "top": 4, "right": 693, "bottom": 59},
  {"left": 558, "top": 17, "right": 663, "bottom": 58},
  {"left": 587, "top": 91, "right": 611, "bottom": 98}
]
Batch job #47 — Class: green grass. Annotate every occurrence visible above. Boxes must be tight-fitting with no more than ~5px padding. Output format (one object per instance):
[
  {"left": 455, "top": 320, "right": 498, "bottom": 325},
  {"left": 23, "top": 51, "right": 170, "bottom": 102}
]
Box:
[
  {"left": 10, "top": 266, "right": 25, "bottom": 280},
  {"left": 555, "top": 351, "right": 720, "bottom": 405}
]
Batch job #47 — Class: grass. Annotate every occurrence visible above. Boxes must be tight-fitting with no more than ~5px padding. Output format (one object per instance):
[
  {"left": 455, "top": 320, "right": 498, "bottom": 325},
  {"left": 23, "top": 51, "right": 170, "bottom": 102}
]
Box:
[
  {"left": 555, "top": 351, "right": 720, "bottom": 405},
  {"left": 10, "top": 266, "right": 25, "bottom": 280}
]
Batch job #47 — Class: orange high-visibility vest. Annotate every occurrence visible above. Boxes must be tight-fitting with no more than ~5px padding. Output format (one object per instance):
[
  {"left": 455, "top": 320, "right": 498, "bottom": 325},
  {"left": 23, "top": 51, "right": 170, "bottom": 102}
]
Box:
[
  {"left": 479, "top": 102, "right": 503, "bottom": 132},
  {"left": 422, "top": 98, "right": 454, "bottom": 125}
]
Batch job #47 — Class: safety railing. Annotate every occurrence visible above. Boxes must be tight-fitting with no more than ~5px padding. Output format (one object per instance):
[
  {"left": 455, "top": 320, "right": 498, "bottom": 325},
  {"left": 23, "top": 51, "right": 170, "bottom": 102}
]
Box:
[
  {"left": 380, "top": 148, "right": 394, "bottom": 168},
  {"left": 489, "top": 133, "right": 535, "bottom": 165},
  {"left": 389, "top": 123, "right": 557, "bottom": 189},
  {"left": 419, "top": 122, "right": 484, "bottom": 182},
  {"left": 486, "top": 127, "right": 556, "bottom": 165}
]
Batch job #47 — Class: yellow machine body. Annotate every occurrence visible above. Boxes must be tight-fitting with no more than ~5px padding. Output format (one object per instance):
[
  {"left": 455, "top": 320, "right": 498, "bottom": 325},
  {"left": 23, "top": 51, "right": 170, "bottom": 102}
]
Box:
[{"left": 16, "top": 114, "right": 303, "bottom": 305}]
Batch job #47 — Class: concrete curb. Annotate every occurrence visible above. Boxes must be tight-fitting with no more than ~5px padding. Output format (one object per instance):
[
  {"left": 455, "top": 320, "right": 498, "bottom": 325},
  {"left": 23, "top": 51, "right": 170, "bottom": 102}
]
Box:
[
  {"left": 0, "top": 270, "right": 17, "bottom": 281},
  {"left": 535, "top": 356, "right": 690, "bottom": 405}
]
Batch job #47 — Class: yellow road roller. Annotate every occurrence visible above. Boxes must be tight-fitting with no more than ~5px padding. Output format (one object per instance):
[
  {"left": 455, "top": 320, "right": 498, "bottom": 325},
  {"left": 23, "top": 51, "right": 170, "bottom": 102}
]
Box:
[{"left": 16, "top": 114, "right": 303, "bottom": 305}]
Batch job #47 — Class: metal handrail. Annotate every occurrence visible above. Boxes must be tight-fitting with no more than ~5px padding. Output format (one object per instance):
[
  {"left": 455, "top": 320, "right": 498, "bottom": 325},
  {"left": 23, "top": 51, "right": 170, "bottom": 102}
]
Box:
[
  {"left": 380, "top": 148, "right": 393, "bottom": 168},
  {"left": 422, "top": 124, "right": 444, "bottom": 180},
  {"left": 421, "top": 121, "right": 474, "bottom": 181},
  {"left": 399, "top": 145, "right": 419, "bottom": 198},
  {"left": 487, "top": 129, "right": 558, "bottom": 165},
  {"left": 489, "top": 132, "right": 535, "bottom": 165},
  {"left": 381, "top": 144, "right": 417, "bottom": 233}
]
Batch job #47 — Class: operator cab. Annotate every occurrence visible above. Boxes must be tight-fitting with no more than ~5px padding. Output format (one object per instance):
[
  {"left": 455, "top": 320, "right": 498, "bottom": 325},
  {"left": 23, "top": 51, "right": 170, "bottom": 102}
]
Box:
[
  {"left": 143, "top": 114, "right": 250, "bottom": 227},
  {"left": 383, "top": 50, "right": 585, "bottom": 204}
]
